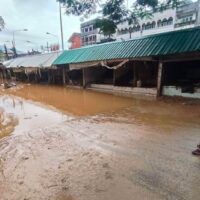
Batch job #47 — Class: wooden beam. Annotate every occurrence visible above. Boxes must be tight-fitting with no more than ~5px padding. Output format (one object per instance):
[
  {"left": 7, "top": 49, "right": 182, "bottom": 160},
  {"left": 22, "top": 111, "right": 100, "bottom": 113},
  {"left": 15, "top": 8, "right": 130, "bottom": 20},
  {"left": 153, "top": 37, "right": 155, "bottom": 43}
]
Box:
[
  {"left": 162, "top": 52, "right": 200, "bottom": 63},
  {"left": 157, "top": 61, "right": 163, "bottom": 97},
  {"left": 48, "top": 69, "right": 51, "bottom": 84},
  {"left": 133, "top": 62, "right": 138, "bottom": 87},
  {"left": 62, "top": 67, "right": 66, "bottom": 85},
  {"left": 82, "top": 68, "right": 86, "bottom": 88}
]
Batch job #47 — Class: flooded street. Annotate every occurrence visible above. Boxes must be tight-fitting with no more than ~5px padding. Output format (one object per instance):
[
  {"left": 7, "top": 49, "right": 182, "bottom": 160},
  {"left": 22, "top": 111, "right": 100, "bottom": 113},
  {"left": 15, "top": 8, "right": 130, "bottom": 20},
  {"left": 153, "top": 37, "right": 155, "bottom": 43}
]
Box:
[{"left": 0, "top": 84, "right": 200, "bottom": 200}]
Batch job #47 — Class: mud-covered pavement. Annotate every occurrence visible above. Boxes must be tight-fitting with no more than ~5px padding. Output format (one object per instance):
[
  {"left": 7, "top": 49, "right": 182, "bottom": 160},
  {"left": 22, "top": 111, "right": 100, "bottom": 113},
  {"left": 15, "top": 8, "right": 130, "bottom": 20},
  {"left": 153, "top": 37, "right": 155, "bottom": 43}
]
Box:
[{"left": 0, "top": 84, "right": 200, "bottom": 200}]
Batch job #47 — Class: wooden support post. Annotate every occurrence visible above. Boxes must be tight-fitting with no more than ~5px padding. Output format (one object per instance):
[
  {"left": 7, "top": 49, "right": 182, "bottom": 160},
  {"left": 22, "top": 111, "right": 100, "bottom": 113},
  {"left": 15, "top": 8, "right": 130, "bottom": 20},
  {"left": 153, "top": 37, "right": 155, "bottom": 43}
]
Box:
[
  {"left": 82, "top": 68, "right": 86, "bottom": 88},
  {"left": 0, "top": 72, "right": 3, "bottom": 83},
  {"left": 157, "top": 61, "right": 163, "bottom": 97},
  {"left": 113, "top": 69, "right": 116, "bottom": 86},
  {"left": 62, "top": 67, "right": 66, "bottom": 85},
  {"left": 27, "top": 73, "right": 30, "bottom": 82},
  {"left": 52, "top": 69, "right": 55, "bottom": 84},
  {"left": 48, "top": 69, "right": 51, "bottom": 84},
  {"left": 133, "top": 62, "right": 138, "bottom": 87}
]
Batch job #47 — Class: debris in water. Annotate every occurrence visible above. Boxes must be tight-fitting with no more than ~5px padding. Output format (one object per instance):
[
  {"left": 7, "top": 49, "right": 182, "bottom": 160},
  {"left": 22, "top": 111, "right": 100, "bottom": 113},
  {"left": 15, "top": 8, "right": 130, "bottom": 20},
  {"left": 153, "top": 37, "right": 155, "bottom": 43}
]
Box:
[{"left": 1, "top": 82, "right": 17, "bottom": 89}]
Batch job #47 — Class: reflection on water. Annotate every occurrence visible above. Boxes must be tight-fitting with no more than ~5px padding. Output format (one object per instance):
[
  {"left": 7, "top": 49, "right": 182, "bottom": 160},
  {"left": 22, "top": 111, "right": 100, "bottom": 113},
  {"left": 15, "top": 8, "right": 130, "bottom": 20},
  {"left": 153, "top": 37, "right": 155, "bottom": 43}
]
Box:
[
  {"left": 0, "top": 107, "right": 17, "bottom": 139},
  {"left": 0, "top": 95, "right": 70, "bottom": 138},
  {"left": 0, "top": 84, "right": 200, "bottom": 138},
  {"left": 5, "top": 84, "right": 137, "bottom": 116}
]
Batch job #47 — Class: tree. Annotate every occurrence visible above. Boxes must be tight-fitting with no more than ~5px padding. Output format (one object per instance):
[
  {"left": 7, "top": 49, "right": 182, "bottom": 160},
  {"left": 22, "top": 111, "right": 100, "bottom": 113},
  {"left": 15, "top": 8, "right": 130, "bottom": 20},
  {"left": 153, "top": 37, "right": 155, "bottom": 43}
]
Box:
[
  {"left": 57, "top": 0, "right": 186, "bottom": 40},
  {"left": 0, "top": 16, "right": 5, "bottom": 31},
  {"left": 94, "top": 18, "right": 117, "bottom": 39},
  {"left": 57, "top": 0, "right": 186, "bottom": 22}
]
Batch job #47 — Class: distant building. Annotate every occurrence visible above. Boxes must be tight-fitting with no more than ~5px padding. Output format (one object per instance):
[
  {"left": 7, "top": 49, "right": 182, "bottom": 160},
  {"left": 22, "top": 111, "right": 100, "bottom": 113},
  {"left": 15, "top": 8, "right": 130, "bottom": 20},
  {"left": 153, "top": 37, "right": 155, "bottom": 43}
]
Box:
[
  {"left": 175, "top": 0, "right": 200, "bottom": 29},
  {"left": 80, "top": 0, "right": 200, "bottom": 45},
  {"left": 68, "top": 33, "right": 82, "bottom": 49},
  {"left": 80, "top": 19, "right": 99, "bottom": 46}
]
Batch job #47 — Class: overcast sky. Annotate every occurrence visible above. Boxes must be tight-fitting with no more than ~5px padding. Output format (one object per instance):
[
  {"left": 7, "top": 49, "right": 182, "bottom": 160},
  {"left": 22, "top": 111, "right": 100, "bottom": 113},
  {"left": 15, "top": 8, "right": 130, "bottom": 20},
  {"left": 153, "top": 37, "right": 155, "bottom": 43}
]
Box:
[{"left": 0, "top": 0, "right": 87, "bottom": 52}]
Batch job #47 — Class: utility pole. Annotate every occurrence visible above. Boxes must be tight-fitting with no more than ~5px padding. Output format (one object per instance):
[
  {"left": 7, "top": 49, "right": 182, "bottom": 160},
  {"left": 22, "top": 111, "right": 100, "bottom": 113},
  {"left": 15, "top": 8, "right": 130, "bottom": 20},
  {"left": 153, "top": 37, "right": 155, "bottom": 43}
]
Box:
[
  {"left": 4, "top": 44, "right": 8, "bottom": 60},
  {"left": 59, "top": 2, "right": 64, "bottom": 51},
  {"left": 12, "top": 29, "right": 28, "bottom": 57},
  {"left": 46, "top": 42, "right": 50, "bottom": 53}
]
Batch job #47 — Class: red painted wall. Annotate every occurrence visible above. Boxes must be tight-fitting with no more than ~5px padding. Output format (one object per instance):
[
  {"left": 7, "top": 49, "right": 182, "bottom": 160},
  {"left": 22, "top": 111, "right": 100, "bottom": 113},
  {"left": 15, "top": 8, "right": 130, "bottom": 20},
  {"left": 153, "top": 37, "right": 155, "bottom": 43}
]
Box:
[{"left": 69, "top": 35, "right": 82, "bottom": 49}]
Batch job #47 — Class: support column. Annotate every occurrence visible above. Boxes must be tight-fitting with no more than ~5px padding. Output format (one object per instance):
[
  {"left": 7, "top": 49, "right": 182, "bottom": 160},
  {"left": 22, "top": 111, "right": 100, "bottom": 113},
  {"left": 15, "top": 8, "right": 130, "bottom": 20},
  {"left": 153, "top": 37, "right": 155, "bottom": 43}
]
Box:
[
  {"left": 52, "top": 69, "right": 55, "bottom": 84},
  {"left": 62, "top": 67, "right": 66, "bottom": 85},
  {"left": 113, "top": 69, "right": 116, "bottom": 86},
  {"left": 133, "top": 62, "right": 137, "bottom": 87},
  {"left": 157, "top": 61, "right": 163, "bottom": 97},
  {"left": 34, "top": 69, "right": 38, "bottom": 83},
  {"left": 27, "top": 73, "right": 30, "bottom": 82},
  {"left": 82, "top": 68, "right": 86, "bottom": 88},
  {"left": 48, "top": 69, "right": 51, "bottom": 84}
]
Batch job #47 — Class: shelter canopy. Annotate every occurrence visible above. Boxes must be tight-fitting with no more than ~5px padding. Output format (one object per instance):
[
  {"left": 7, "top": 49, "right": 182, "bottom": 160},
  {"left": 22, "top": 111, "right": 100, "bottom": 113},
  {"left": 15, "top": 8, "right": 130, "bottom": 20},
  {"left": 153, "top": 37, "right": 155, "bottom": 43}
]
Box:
[
  {"left": 4, "top": 52, "right": 61, "bottom": 68},
  {"left": 53, "top": 27, "right": 200, "bottom": 66}
]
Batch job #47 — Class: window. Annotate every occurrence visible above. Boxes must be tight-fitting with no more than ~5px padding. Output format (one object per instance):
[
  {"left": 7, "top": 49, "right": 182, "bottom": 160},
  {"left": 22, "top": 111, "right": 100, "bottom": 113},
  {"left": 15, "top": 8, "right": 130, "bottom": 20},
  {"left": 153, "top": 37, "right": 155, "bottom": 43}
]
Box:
[
  {"left": 135, "top": 25, "right": 140, "bottom": 32},
  {"left": 152, "top": 21, "right": 156, "bottom": 28},
  {"left": 157, "top": 20, "right": 162, "bottom": 27},
  {"left": 85, "top": 27, "right": 88, "bottom": 32},
  {"left": 89, "top": 36, "right": 93, "bottom": 42},
  {"left": 168, "top": 17, "right": 173, "bottom": 25},
  {"left": 162, "top": 18, "right": 168, "bottom": 26},
  {"left": 93, "top": 35, "right": 96, "bottom": 42},
  {"left": 142, "top": 23, "right": 145, "bottom": 30},
  {"left": 145, "top": 22, "right": 152, "bottom": 30},
  {"left": 89, "top": 26, "right": 93, "bottom": 32}
]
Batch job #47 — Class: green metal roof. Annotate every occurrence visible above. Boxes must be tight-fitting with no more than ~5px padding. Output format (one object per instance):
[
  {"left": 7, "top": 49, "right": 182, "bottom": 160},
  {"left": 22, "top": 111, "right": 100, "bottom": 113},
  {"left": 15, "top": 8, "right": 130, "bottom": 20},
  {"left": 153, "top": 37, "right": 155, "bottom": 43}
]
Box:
[{"left": 53, "top": 27, "right": 200, "bottom": 65}]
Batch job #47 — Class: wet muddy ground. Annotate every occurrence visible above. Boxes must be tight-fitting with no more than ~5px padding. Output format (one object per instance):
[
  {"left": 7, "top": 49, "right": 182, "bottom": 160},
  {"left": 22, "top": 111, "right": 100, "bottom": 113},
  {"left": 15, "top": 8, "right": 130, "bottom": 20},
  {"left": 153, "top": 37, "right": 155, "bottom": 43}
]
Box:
[{"left": 0, "top": 84, "right": 200, "bottom": 200}]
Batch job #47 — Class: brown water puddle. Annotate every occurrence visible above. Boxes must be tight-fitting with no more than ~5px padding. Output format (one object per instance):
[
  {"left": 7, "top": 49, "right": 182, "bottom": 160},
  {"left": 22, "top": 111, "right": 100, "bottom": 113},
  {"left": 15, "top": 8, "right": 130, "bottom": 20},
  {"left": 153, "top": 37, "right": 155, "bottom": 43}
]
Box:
[
  {"left": 0, "top": 84, "right": 200, "bottom": 138},
  {"left": 1, "top": 84, "right": 200, "bottom": 200},
  {"left": 3, "top": 84, "right": 137, "bottom": 116},
  {"left": 0, "top": 95, "right": 71, "bottom": 138}
]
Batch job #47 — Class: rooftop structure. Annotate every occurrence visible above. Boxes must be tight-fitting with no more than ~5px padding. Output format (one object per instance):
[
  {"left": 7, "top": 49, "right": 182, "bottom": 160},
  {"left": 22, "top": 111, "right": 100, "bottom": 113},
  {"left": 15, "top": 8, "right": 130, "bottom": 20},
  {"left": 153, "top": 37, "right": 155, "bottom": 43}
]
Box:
[{"left": 80, "top": 0, "right": 200, "bottom": 45}]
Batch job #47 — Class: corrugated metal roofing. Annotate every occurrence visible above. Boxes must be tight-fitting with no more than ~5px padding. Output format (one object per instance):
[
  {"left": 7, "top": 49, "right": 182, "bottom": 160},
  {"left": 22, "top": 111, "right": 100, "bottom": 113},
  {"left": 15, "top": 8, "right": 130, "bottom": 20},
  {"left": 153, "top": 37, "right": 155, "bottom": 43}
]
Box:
[
  {"left": 53, "top": 27, "right": 200, "bottom": 65},
  {"left": 4, "top": 52, "right": 61, "bottom": 68}
]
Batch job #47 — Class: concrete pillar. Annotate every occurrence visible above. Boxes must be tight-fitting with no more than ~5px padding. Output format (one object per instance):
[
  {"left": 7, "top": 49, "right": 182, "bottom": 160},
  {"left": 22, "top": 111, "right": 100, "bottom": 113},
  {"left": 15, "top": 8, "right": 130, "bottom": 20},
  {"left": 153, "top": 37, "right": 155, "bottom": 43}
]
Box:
[
  {"left": 48, "top": 69, "right": 51, "bottom": 84},
  {"left": 157, "top": 61, "right": 163, "bottom": 97},
  {"left": 133, "top": 61, "right": 139, "bottom": 87},
  {"left": 52, "top": 69, "right": 55, "bottom": 84},
  {"left": 82, "top": 68, "right": 86, "bottom": 88},
  {"left": 113, "top": 69, "right": 116, "bottom": 86},
  {"left": 0, "top": 72, "right": 3, "bottom": 83},
  {"left": 34, "top": 72, "right": 38, "bottom": 83},
  {"left": 27, "top": 73, "right": 30, "bottom": 82},
  {"left": 62, "top": 67, "right": 66, "bottom": 85}
]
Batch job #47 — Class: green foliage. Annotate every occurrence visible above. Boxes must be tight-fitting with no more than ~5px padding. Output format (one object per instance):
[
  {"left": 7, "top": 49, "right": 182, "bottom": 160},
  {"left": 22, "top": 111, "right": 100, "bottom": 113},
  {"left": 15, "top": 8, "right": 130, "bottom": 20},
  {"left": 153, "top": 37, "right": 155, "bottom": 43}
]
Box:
[
  {"left": 94, "top": 18, "right": 117, "bottom": 38},
  {"left": 0, "top": 16, "right": 5, "bottom": 31},
  {"left": 57, "top": 0, "right": 187, "bottom": 24},
  {"left": 102, "top": 0, "right": 127, "bottom": 23},
  {"left": 137, "top": 0, "right": 158, "bottom": 7},
  {"left": 58, "top": 0, "right": 100, "bottom": 17}
]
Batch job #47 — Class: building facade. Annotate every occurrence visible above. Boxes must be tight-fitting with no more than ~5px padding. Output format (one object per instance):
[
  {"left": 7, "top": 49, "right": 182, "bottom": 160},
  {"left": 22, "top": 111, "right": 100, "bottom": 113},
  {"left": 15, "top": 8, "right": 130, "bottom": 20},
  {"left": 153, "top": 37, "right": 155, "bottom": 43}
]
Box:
[
  {"left": 80, "top": 0, "right": 200, "bottom": 46},
  {"left": 68, "top": 33, "right": 82, "bottom": 49},
  {"left": 80, "top": 19, "right": 100, "bottom": 46}
]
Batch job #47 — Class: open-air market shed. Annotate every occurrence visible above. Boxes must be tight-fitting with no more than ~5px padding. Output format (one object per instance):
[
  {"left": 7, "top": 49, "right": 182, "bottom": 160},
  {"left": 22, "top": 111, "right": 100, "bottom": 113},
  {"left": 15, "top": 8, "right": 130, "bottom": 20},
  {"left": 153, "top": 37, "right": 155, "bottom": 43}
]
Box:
[
  {"left": 4, "top": 52, "right": 62, "bottom": 83},
  {"left": 53, "top": 27, "right": 200, "bottom": 98}
]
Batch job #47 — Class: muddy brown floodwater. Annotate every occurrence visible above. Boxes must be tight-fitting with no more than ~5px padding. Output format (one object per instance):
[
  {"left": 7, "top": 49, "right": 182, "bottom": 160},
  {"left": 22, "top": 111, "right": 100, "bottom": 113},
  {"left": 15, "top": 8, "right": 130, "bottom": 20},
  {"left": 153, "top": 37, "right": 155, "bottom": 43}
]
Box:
[{"left": 0, "top": 84, "right": 200, "bottom": 200}]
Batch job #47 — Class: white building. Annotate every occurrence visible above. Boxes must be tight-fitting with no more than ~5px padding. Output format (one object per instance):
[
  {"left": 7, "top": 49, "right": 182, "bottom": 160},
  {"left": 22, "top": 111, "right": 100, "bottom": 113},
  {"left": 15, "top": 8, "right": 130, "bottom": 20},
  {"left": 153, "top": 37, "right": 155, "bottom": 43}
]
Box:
[{"left": 80, "top": 0, "right": 200, "bottom": 46}]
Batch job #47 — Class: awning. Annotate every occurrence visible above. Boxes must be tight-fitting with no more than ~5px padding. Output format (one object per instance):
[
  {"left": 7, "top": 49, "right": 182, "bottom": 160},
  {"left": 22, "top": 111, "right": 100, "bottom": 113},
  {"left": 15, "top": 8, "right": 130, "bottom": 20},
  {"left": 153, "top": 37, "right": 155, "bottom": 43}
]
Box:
[
  {"left": 53, "top": 27, "right": 200, "bottom": 66},
  {"left": 3, "top": 52, "right": 61, "bottom": 68}
]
